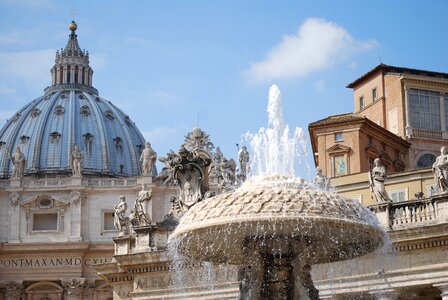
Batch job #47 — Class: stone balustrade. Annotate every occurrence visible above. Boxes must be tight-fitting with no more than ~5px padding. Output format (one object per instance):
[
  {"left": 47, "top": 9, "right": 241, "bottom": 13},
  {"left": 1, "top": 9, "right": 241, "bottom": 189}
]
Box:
[
  {"left": 2, "top": 177, "right": 138, "bottom": 189},
  {"left": 369, "top": 194, "right": 448, "bottom": 230}
]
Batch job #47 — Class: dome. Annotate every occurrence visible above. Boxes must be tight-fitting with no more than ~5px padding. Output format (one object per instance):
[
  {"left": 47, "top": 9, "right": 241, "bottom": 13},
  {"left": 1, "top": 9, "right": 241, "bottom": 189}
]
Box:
[{"left": 0, "top": 22, "right": 147, "bottom": 178}]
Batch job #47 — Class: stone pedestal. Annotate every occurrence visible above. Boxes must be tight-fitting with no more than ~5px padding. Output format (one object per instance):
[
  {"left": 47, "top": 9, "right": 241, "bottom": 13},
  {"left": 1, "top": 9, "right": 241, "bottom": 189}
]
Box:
[
  {"left": 137, "top": 176, "right": 152, "bottom": 185},
  {"left": 9, "top": 178, "right": 21, "bottom": 188},
  {"left": 70, "top": 175, "right": 82, "bottom": 186},
  {"left": 114, "top": 235, "right": 135, "bottom": 255}
]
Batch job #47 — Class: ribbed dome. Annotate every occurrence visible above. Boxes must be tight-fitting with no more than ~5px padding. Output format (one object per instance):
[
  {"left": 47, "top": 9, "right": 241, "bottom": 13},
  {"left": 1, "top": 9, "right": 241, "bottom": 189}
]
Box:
[
  {"left": 0, "top": 22, "right": 148, "bottom": 178},
  {"left": 0, "top": 88, "right": 146, "bottom": 177}
]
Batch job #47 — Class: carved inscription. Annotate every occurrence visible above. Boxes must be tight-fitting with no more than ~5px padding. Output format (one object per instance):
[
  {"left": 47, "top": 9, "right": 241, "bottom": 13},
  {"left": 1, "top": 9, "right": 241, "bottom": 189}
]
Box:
[{"left": 0, "top": 257, "right": 111, "bottom": 268}]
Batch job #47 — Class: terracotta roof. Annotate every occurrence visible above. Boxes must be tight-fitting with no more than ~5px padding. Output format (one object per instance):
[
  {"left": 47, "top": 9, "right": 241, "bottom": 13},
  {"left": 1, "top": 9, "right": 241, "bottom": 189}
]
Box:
[
  {"left": 308, "top": 113, "right": 365, "bottom": 127},
  {"left": 347, "top": 64, "right": 448, "bottom": 88}
]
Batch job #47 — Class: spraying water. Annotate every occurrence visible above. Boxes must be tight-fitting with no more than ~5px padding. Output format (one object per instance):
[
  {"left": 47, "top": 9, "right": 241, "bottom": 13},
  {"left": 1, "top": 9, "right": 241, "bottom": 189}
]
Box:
[{"left": 244, "top": 84, "right": 309, "bottom": 178}]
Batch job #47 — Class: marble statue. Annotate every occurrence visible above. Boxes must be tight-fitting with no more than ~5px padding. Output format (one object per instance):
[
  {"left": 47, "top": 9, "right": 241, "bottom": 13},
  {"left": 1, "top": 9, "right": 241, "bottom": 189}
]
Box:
[
  {"left": 238, "top": 146, "right": 250, "bottom": 177},
  {"left": 140, "top": 142, "right": 157, "bottom": 176},
  {"left": 155, "top": 150, "right": 176, "bottom": 185},
  {"left": 114, "top": 195, "right": 128, "bottom": 236},
  {"left": 11, "top": 146, "right": 26, "bottom": 178},
  {"left": 432, "top": 147, "right": 448, "bottom": 193},
  {"left": 134, "top": 184, "right": 152, "bottom": 226},
  {"left": 368, "top": 158, "right": 391, "bottom": 203},
  {"left": 70, "top": 145, "right": 83, "bottom": 176},
  {"left": 312, "top": 167, "right": 330, "bottom": 190}
]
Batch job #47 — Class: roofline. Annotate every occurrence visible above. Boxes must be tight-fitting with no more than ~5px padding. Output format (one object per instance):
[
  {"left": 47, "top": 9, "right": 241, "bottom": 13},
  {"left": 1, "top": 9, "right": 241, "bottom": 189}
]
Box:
[
  {"left": 347, "top": 64, "right": 448, "bottom": 89},
  {"left": 308, "top": 114, "right": 411, "bottom": 147}
]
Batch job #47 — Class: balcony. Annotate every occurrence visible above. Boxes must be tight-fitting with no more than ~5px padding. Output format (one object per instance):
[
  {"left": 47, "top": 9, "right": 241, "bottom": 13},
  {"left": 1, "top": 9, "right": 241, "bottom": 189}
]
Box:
[{"left": 369, "top": 194, "right": 448, "bottom": 231}]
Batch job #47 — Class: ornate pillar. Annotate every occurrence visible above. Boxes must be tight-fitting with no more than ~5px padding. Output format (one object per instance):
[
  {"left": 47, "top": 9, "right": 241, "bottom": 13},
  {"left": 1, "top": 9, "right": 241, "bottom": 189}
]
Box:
[
  {"left": 5, "top": 281, "right": 23, "bottom": 300},
  {"left": 61, "top": 278, "right": 86, "bottom": 300},
  {"left": 404, "top": 84, "right": 413, "bottom": 137}
]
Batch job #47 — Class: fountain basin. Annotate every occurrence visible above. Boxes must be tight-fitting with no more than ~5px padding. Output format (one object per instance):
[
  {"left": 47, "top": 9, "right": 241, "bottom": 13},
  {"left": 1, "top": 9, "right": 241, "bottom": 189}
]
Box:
[{"left": 170, "top": 176, "right": 385, "bottom": 265}]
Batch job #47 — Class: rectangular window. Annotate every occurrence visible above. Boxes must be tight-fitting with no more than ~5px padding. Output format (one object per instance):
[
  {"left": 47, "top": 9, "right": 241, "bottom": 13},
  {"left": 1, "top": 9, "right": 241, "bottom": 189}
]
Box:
[
  {"left": 335, "top": 132, "right": 344, "bottom": 142},
  {"left": 359, "top": 96, "right": 364, "bottom": 110},
  {"left": 33, "top": 213, "right": 58, "bottom": 231},
  {"left": 103, "top": 211, "right": 115, "bottom": 231},
  {"left": 388, "top": 189, "right": 407, "bottom": 203},
  {"left": 409, "top": 89, "right": 441, "bottom": 131},
  {"left": 372, "top": 88, "right": 377, "bottom": 102}
]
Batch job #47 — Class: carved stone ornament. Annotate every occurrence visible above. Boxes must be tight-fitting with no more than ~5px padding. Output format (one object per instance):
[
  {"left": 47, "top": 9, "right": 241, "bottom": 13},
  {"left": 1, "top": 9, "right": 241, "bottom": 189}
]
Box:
[
  {"left": 9, "top": 192, "right": 20, "bottom": 207},
  {"left": 70, "top": 191, "right": 86, "bottom": 206},
  {"left": 5, "top": 281, "right": 24, "bottom": 298},
  {"left": 61, "top": 278, "right": 86, "bottom": 298}
]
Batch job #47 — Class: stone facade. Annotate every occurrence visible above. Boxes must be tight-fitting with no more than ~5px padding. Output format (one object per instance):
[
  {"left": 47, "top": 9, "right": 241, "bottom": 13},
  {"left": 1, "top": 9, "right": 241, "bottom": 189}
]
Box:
[{"left": 310, "top": 64, "right": 448, "bottom": 179}]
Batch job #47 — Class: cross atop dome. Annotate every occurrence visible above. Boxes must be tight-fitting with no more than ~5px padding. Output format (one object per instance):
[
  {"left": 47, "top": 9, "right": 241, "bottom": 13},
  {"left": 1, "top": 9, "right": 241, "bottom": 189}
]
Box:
[{"left": 50, "top": 21, "right": 94, "bottom": 90}]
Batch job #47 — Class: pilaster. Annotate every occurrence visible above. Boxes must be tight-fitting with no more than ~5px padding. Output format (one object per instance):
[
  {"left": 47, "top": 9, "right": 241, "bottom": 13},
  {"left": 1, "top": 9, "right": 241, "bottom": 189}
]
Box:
[
  {"left": 8, "top": 192, "right": 20, "bottom": 243},
  {"left": 403, "top": 84, "right": 413, "bottom": 137}
]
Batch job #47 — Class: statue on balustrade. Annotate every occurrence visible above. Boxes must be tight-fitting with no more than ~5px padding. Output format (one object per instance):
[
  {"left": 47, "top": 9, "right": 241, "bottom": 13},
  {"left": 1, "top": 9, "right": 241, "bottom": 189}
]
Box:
[
  {"left": 133, "top": 184, "right": 152, "bottom": 226},
  {"left": 140, "top": 142, "right": 157, "bottom": 176},
  {"left": 432, "top": 147, "right": 448, "bottom": 194},
  {"left": 368, "top": 158, "right": 391, "bottom": 203},
  {"left": 11, "top": 146, "right": 26, "bottom": 178},
  {"left": 313, "top": 167, "right": 331, "bottom": 190},
  {"left": 70, "top": 145, "right": 83, "bottom": 176},
  {"left": 114, "top": 195, "right": 128, "bottom": 236}
]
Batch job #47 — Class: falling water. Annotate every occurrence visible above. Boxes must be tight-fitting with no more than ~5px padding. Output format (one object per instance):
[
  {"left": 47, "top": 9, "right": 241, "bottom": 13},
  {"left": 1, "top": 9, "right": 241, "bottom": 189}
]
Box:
[{"left": 244, "top": 84, "right": 309, "bottom": 178}]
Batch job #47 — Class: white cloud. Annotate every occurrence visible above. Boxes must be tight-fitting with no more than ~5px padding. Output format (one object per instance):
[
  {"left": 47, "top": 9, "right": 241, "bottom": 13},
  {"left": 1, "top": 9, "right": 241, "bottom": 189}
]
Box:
[
  {"left": 314, "top": 79, "right": 325, "bottom": 92},
  {"left": 246, "top": 18, "right": 378, "bottom": 82},
  {"left": 0, "top": 48, "right": 54, "bottom": 90}
]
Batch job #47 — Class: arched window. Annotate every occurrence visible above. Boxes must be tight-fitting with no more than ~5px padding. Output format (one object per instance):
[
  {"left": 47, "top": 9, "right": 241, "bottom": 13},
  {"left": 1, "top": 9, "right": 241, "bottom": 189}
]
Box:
[{"left": 416, "top": 153, "right": 436, "bottom": 168}]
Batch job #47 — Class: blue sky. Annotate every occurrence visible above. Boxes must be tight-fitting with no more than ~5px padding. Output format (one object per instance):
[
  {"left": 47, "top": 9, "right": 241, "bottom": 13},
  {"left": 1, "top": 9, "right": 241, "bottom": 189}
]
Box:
[{"left": 1, "top": 0, "right": 447, "bottom": 178}]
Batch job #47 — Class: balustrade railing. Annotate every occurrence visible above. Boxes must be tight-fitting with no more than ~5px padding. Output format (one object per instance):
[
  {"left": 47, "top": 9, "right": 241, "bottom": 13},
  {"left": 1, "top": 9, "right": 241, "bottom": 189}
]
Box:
[
  {"left": 412, "top": 128, "right": 443, "bottom": 139},
  {"left": 370, "top": 197, "right": 446, "bottom": 230},
  {"left": 390, "top": 199, "right": 437, "bottom": 227}
]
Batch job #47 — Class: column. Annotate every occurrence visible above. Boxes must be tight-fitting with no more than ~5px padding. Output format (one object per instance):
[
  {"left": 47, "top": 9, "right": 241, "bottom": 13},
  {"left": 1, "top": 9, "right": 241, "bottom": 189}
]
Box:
[
  {"left": 63, "top": 66, "right": 68, "bottom": 83},
  {"left": 70, "top": 66, "right": 75, "bottom": 83},
  {"left": 61, "top": 278, "right": 86, "bottom": 300},
  {"left": 84, "top": 68, "right": 89, "bottom": 85},
  {"left": 56, "top": 67, "right": 61, "bottom": 85},
  {"left": 404, "top": 84, "right": 413, "bottom": 137},
  {"left": 5, "top": 281, "right": 23, "bottom": 300},
  {"left": 79, "top": 67, "right": 84, "bottom": 85}
]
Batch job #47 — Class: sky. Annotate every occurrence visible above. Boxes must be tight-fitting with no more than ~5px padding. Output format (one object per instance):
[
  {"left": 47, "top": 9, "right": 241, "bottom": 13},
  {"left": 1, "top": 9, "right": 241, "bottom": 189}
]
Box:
[{"left": 0, "top": 0, "right": 447, "bottom": 178}]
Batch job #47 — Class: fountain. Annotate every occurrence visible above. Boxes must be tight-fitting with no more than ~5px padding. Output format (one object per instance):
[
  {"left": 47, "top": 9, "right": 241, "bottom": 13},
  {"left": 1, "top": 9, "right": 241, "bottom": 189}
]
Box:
[{"left": 169, "top": 85, "right": 385, "bottom": 299}]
